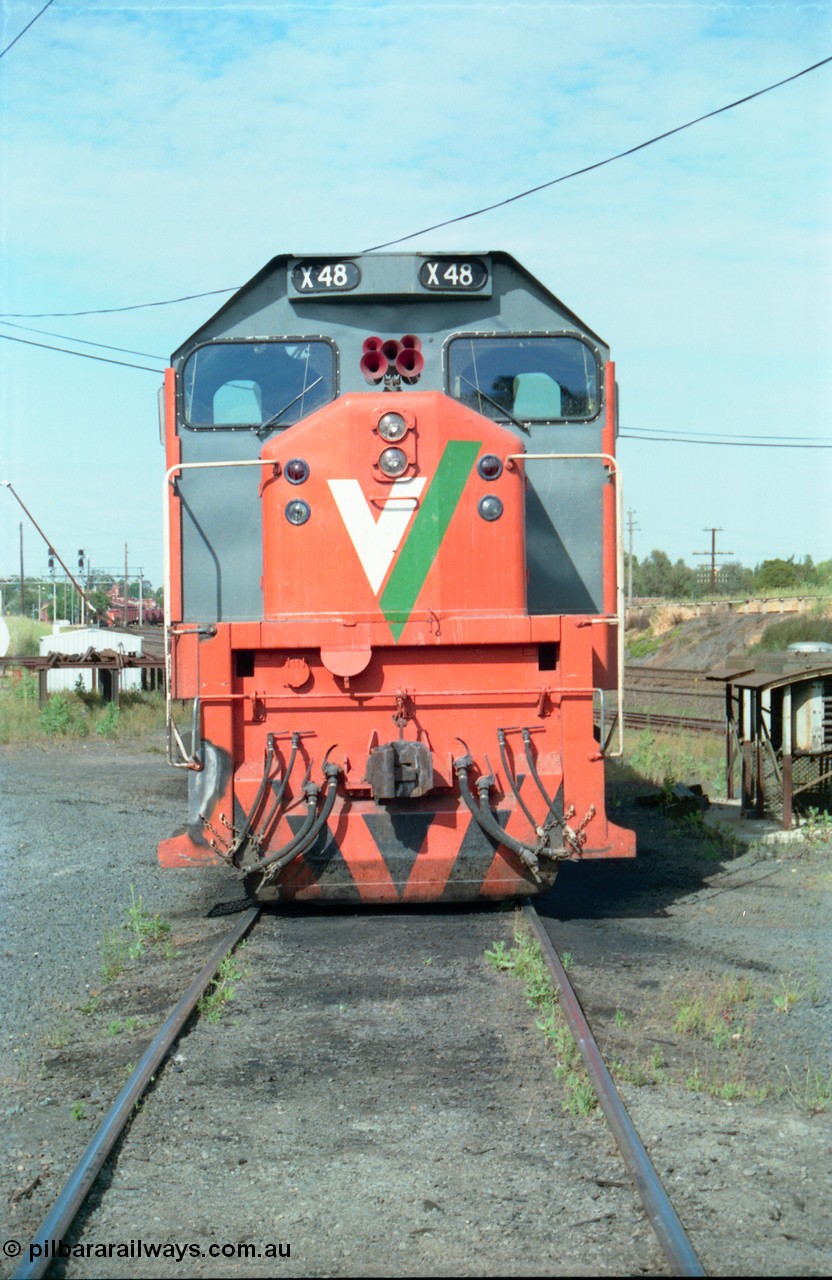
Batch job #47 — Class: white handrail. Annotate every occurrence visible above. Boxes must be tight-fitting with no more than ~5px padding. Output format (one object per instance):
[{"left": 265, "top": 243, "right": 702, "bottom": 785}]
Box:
[{"left": 505, "top": 451, "right": 625, "bottom": 757}]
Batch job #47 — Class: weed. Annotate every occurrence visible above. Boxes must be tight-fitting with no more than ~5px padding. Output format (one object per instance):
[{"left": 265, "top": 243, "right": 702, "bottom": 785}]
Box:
[
  {"left": 99, "top": 925, "right": 128, "bottom": 982},
  {"left": 9, "top": 669, "right": 39, "bottom": 703},
  {"left": 124, "top": 885, "right": 170, "bottom": 959},
  {"left": 96, "top": 702, "right": 121, "bottom": 738},
  {"left": 486, "top": 919, "right": 597, "bottom": 1116},
  {"left": 44, "top": 1020, "right": 72, "bottom": 1051},
  {"left": 70, "top": 1101, "right": 85, "bottom": 1121},
  {"left": 784, "top": 1065, "right": 832, "bottom": 1114},
  {"left": 613, "top": 1008, "right": 628, "bottom": 1028},
  {"left": 673, "top": 974, "right": 755, "bottom": 1045},
  {"left": 803, "top": 806, "right": 832, "bottom": 845},
  {"left": 772, "top": 977, "right": 802, "bottom": 1015},
  {"left": 39, "top": 693, "right": 87, "bottom": 737},
  {"left": 198, "top": 949, "right": 248, "bottom": 1023},
  {"left": 79, "top": 994, "right": 100, "bottom": 1015},
  {"left": 105, "top": 1016, "right": 139, "bottom": 1037}
]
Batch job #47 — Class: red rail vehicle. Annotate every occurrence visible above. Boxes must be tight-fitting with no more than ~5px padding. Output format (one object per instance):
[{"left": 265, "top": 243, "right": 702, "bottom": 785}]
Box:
[{"left": 159, "top": 252, "right": 634, "bottom": 902}]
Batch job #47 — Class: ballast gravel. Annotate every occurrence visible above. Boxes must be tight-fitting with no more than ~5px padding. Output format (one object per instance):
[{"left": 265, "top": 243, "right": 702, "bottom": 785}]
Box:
[{"left": 1, "top": 736, "right": 830, "bottom": 1277}]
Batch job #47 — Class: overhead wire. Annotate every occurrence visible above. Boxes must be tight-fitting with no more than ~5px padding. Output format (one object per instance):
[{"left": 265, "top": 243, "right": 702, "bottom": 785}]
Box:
[
  {"left": 0, "top": 287, "right": 241, "bottom": 320},
  {"left": 0, "top": 320, "right": 167, "bottom": 361},
  {"left": 2, "top": 54, "right": 829, "bottom": 318},
  {"left": 0, "top": 0, "right": 55, "bottom": 61},
  {"left": 362, "top": 54, "right": 832, "bottom": 251},
  {"left": 619, "top": 433, "right": 831, "bottom": 448},
  {"left": 0, "top": 332, "right": 163, "bottom": 373}
]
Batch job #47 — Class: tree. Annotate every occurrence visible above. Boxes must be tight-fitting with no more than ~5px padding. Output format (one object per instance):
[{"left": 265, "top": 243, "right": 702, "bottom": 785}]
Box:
[{"left": 633, "top": 550, "right": 697, "bottom": 599}]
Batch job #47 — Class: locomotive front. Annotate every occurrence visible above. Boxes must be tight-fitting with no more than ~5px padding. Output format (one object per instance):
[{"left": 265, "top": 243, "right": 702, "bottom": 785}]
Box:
[{"left": 159, "top": 252, "right": 635, "bottom": 902}]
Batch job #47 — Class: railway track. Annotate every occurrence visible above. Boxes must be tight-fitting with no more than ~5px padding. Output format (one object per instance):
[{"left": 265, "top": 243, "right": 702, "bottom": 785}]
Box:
[
  {"left": 623, "top": 711, "right": 723, "bottom": 735},
  {"left": 12, "top": 904, "right": 706, "bottom": 1280}
]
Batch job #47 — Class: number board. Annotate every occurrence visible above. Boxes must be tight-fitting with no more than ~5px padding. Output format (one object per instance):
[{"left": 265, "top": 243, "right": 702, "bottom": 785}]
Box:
[
  {"left": 418, "top": 259, "right": 489, "bottom": 292},
  {"left": 291, "top": 261, "right": 361, "bottom": 293}
]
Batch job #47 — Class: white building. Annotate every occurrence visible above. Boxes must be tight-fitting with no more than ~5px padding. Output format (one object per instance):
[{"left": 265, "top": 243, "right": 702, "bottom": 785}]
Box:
[{"left": 39, "top": 627, "right": 144, "bottom": 697}]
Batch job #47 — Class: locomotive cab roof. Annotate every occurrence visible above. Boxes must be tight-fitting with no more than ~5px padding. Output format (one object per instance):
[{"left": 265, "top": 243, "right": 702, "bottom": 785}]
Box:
[{"left": 170, "top": 251, "right": 606, "bottom": 364}]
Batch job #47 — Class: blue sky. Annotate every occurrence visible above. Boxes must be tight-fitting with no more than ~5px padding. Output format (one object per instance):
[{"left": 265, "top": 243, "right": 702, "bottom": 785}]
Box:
[{"left": 1, "top": 0, "right": 830, "bottom": 593}]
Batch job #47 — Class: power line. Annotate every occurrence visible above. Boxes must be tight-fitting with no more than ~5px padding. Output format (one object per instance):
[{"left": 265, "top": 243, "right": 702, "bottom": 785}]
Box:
[
  {"left": 623, "top": 425, "right": 826, "bottom": 442},
  {"left": 0, "top": 0, "right": 55, "bottom": 61},
  {"left": 0, "top": 332, "right": 162, "bottom": 373},
  {"left": 0, "top": 320, "right": 166, "bottom": 361},
  {"left": 363, "top": 54, "right": 832, "bottom": 252},
  {"left": 2, "top": 55, "right": 829, "bottom": 319},
  {"left": 619, "top": 433, "right": 831, "bottom": 449},
  {"left": 0, "top": 287, "right": 240, "bottom": 321}
]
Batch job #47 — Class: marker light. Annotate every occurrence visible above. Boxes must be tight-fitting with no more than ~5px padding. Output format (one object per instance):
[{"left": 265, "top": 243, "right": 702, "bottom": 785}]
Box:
[
  {"left": 285, "top": 458, "right": 309, "bottom": 484},
  {"left": 285, "top": 499, "right": 311, "bottom": 525},
  {"left": 477, "top": 454, "right": 502, "bottom": 480},
  {"left": 377, "top": 412, "right": 408, "bottom": 442},
  {"left": 478, "top": 495, "right": 503, "bottom": 522},
  {"left": 378, "top": 447, "right": 408, "bottom": 478}
]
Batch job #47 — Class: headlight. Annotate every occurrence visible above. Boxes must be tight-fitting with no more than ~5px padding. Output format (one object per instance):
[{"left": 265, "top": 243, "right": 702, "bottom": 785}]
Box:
[
  {"left": 377, "top": 412, "right": 408, "bottom": 442},
  {"left": 378, "top": 447, "right": 408, "bottom": 478}
]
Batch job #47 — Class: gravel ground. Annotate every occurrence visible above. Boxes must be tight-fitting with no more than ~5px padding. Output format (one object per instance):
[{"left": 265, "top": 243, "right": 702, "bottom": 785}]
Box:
[{"left": 1, "top": 735, "right": 830, "bottom": 1277}]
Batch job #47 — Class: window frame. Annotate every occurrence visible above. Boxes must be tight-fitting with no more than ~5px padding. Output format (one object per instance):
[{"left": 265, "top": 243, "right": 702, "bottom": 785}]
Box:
[
  {"left": 442, "top": 330, "right": 603, "bottom": 425},
  {"left": 178, "top": 335, "right": 339, "bottom": 432}
]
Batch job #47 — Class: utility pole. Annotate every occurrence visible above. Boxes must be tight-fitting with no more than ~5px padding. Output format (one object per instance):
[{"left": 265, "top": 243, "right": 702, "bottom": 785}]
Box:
[
  {"left": 123, "top": 543, "right": 129, "bottom": 626},
  {"left": 626, "top": 509, "right": 640, "bottom": 608},
  {"left": 693, "top": 527, "right": 734, "bottom": 595},
  {"left": 19, "top": 523, "right": 24, "bottom": 615},
  {"left": 1, "top": 481, "right": 96, "bottom": 617}
]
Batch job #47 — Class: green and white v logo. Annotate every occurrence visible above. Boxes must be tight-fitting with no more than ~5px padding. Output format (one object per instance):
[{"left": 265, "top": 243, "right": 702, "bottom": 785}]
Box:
[{"left": 329, "top": 439, "right": 481, "bottom": 641}]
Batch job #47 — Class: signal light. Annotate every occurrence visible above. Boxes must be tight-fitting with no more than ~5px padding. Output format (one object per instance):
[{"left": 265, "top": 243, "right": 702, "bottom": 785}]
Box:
[
  {"left": 77, "top": 548, "right": 85, "bottom": 572},
  {"left": 285, "top": 458, "right": 309, "bottom": 484}
]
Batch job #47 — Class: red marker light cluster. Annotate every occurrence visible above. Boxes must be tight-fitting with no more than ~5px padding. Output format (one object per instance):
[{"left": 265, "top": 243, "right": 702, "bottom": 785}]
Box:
[{"left": 360, "top": 334, "right": 424, "bottom": 385}]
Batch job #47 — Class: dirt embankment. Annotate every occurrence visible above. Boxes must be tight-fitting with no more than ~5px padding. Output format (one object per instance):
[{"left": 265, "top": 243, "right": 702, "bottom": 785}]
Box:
[{"left": 625, "top": 598, "right": 832, "bottom": 670}]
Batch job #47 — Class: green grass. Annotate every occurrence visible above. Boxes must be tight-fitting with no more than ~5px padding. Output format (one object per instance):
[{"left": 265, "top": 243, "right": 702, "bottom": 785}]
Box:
[
  {"left": 99, "top": 888, "right": 172, "bottom": 981},
  {"left": 784, "top": 1066, "right": 832, "bottom": 1114},
  {"left": 611, "top": 727, "right": 727, "bottom": 798},
  {"left": 486, "top": 920, "right": 597, "bottom": 1117},
  {"left": 5, "top": 617, "right": 51, "bottom": 656},
  {"left": 751, "top": 615, "right": 832, "bottom": 653},
  {"left": 0, "top": 681, "right": 165, "bottom": 745},
  {"left": 198, "top": 949, "right": 248, "bottom": 1023}
]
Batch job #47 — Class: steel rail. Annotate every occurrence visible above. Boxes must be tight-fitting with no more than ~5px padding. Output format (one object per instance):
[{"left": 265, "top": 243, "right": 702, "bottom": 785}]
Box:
[
  {"left": 12, "top": 906, "right": 261, "bottom": 1280},
  {"left": 522, "top": 904, "right": 707, "bottom": 1278},
  {"left": 622, "top": 711, "right": 723, "bottom": 735}
]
